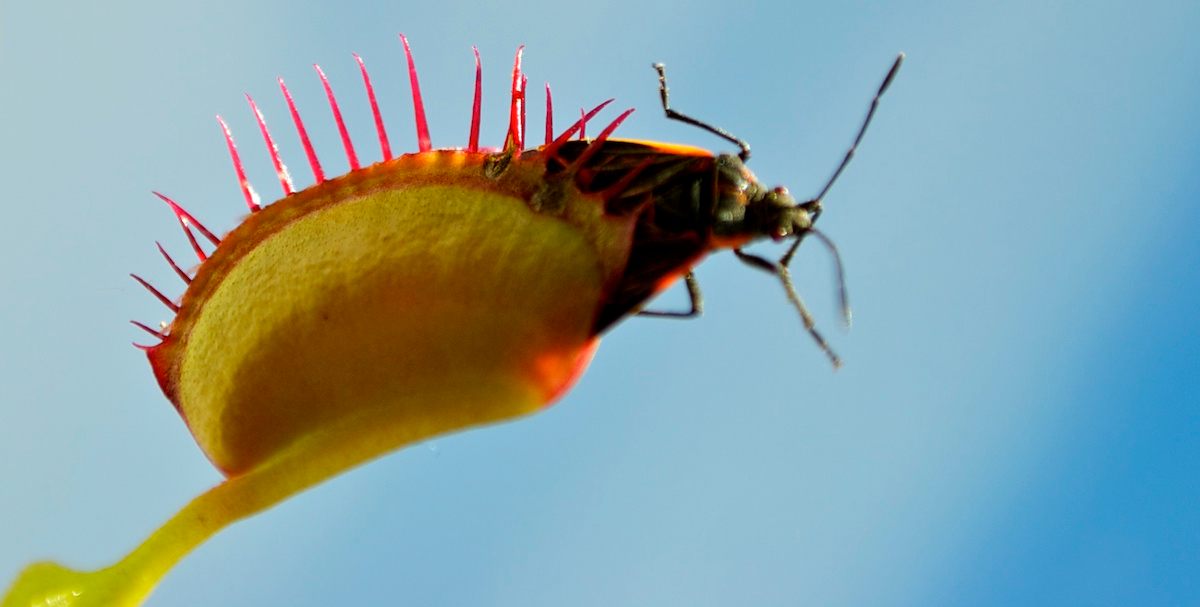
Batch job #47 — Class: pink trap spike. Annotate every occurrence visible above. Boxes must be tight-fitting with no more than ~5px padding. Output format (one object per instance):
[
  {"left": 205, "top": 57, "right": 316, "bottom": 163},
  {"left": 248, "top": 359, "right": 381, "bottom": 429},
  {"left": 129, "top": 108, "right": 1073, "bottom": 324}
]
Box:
[
  {"left": 400, "top": 35, "right": 432, "bottom": 153},
  {"left": 468, "top": 47, "right": 482, "bottom": 153},
  {"left": 153, "top": 197, "right": 212, "bottom": 262},
  {"left": 216, "top": 116, "right": 262, "bottom": 212},
  {"left": 542, "top": 99, "right": 615, "bottom": 159},
  {"left": 130, "top": 320, "right": 167, "bottom": 339},
  {"left": 315, "top": 64, "right": 360, "bottom": 171},
  {"left": 579, "top": 108, "right": 587, "bottom": 140},
  {"left": 355, "top": 53, "right": 393, "bottom": 161},
  {"left": 520, "top": 74, "right": 528, "bottom": 149},
  {"left": 504, "top": 46, "right": 526, "bottom": 152},
  {"left": 176, "top": 217, "right": 206, "bottom": 262},
  {"left": 130, "top": 274, "right": 180, "bottom": 313},
  {"left": 544, "top": 83, "right": 553, "bottom": 146},
  {"left": 279, "top": 77, "right": 326, "bottom": 183},
  {"left": 570, "top": 108, "right": 636, "bottom": 172},
  {"left": 246, "top": 95, "right": 295, "bottom": 196},
  {"left": 156, "top": 241, "right": 193, "bottom": 284},
  {"left": 182, "top": 221, "right": 206, "bottom": 262},
  {"left": 152, "top": 191, "right": 220, "bottom": 247}
]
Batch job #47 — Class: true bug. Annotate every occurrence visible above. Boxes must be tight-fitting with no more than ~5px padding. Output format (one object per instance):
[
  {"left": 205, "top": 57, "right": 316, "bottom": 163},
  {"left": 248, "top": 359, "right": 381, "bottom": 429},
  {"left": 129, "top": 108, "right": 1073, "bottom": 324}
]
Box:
[
  {"left": 588, "top": 57, "right": 904, "bottom": 368},
  {"left": 3, "top": 39, "right": 903, "bottom": 607}
]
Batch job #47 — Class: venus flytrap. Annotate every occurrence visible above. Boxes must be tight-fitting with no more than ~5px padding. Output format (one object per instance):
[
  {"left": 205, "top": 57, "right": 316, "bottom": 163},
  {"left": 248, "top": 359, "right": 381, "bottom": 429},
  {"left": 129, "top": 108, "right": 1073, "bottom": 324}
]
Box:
[{"left": 4, "top": 37, "right": 900, "bottom": 606}]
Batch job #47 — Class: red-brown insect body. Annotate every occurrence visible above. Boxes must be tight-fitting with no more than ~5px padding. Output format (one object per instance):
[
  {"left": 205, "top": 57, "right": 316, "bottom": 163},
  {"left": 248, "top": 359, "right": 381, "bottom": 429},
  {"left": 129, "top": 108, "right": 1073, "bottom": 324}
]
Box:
[{"left": 546, "top": 139, "right": 811, "bottom": 332}]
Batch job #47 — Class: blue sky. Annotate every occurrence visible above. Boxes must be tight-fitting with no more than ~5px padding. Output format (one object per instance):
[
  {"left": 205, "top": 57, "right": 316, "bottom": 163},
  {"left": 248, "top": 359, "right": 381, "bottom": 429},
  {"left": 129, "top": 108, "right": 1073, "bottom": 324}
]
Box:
[{"left": 2, "top": 1, "right": 1197, "bottom": 605}]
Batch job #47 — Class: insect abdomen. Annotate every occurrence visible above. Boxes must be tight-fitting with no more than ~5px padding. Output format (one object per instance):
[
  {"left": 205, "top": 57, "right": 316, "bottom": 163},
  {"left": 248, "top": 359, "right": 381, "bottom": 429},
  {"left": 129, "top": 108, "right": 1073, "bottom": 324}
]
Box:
[{"left": 546, "top": 140, "right": 721, "bottom": 332}]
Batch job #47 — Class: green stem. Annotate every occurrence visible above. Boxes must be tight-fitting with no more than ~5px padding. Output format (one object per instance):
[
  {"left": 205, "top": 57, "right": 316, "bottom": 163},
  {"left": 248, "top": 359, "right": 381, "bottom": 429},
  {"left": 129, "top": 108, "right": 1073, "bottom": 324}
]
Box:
[{"left": 3, "top": 401, "right": 472, "bottom": 607}]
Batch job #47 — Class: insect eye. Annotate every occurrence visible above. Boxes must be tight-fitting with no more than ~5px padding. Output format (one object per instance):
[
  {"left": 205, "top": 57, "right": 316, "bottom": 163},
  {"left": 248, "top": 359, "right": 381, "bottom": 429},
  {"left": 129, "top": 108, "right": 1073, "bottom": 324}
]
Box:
[{"left": 768, "top": 185, "right": 796, "bottom": 207}]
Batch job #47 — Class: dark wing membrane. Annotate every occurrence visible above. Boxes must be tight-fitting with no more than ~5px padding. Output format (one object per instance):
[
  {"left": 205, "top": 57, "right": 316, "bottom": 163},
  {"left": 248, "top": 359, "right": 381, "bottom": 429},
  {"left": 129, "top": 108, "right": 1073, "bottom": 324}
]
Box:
[
  {"left": 591, "top": 213, "right": 709, "bottom": 333},
  {"left": 553, "top": 141, "right": 719, "bottom": 333},
  {"left": 548, "top": 140, "right": 713, "bottom": 219}
]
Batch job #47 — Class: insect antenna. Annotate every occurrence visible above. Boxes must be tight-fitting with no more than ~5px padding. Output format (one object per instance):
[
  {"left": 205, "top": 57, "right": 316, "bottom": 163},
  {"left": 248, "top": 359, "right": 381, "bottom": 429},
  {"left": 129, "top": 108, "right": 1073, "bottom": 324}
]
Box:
[
  {"left": 809, "top": 53, "right": 904, "bottom": 205},
  {"left": 784, "top": 228, "right": 852, "bottom": 327},
  {"left": 761, "top": 52, "right": 904, "bottom": 363}
]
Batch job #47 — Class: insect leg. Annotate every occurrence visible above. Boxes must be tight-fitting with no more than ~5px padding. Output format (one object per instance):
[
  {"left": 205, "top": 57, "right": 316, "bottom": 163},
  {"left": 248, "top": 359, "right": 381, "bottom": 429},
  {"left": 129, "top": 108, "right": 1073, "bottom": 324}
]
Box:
[
  {"left": 638, "top": 271, "right": 704, "bottom": 318},
  {"left": 734, "top": 248, "right": 841, "bottom": 368},
  {"left": 781, "top": 230, "right": 852, "bottom": 327},
  {"left": 653, "top": 63, "right": 752, "bottom": 162}
]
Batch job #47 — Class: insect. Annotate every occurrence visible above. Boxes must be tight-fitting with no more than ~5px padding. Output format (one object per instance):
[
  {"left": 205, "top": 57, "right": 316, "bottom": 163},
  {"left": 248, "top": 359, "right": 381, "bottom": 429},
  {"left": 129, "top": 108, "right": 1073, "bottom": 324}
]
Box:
[
  {"left": 4, "top": 38, "right": 902, "bottom": 607},
  {"left": 586, "top": 58, "right": 903, "bottom": 367}
]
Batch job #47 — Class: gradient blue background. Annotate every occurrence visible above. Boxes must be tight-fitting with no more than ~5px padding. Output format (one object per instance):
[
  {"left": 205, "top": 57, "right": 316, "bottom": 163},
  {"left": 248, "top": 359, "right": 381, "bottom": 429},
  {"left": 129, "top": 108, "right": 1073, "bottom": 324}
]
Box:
[{"left": 2, "top": 1, "right": 1197, "bottom": 605}]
